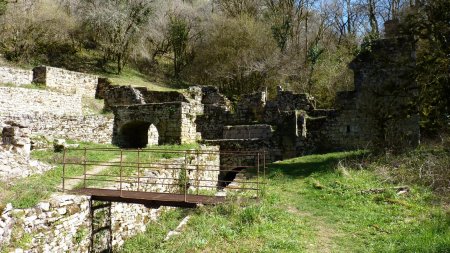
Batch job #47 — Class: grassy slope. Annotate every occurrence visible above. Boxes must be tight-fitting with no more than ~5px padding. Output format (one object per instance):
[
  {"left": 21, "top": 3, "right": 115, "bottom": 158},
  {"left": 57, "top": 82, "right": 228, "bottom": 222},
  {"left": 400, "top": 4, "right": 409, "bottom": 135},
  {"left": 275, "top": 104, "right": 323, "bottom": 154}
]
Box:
[
  {"left": 121, "top": 151, "right": 450, "bottom": 253},
  {"left": 1, "top": 50, "right": 180, "bottom": 92},
  {"left": 101, "top": 67, "right": 179, "bottom": 92}
]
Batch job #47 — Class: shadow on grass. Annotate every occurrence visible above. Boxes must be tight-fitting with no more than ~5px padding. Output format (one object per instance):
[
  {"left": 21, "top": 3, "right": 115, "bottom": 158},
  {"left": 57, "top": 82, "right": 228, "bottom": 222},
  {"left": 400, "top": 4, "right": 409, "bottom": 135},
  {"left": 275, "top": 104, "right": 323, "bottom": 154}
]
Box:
[{"left": 267, "top": 151, "right": 366, "bottom": 179}]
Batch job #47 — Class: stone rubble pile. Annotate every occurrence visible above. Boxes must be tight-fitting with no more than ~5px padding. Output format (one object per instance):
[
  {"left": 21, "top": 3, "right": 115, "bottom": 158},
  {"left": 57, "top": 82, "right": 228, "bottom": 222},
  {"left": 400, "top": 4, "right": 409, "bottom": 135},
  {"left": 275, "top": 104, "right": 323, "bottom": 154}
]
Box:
[
  {"left": 0, "top": 147, "right": 53, "bottom": 181},
  {"left": 0, "top": 122, "right": 53, "bottom": 181}
]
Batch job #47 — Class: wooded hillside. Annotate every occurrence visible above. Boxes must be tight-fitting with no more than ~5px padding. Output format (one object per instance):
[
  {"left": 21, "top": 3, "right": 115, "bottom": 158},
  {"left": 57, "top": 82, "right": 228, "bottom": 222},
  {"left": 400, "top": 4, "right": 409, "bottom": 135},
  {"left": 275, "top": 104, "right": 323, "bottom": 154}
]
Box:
[{"left": 0, "top": 0, "right": 448, "bottom": 133}]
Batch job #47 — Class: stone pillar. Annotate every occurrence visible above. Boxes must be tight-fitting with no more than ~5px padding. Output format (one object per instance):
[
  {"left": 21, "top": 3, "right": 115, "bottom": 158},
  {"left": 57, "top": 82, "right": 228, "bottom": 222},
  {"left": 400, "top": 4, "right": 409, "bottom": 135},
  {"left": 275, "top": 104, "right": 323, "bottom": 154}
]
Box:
[
  {"left": 2, "top": 122, "right": 31, "bottom": 157},
  {"left": 95, "top": 77, "right": 113, "bottom": 99},
  {"left": 32, "top": 66, "right": 47, "bottom": 84}
]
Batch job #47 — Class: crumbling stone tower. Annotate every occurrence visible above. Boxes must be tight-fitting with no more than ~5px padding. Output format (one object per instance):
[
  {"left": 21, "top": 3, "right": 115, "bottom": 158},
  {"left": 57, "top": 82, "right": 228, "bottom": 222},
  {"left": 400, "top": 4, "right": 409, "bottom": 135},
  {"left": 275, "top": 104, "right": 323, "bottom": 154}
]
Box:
[{"left": 321, "top": 21, "right": 420, "bottom": 151}]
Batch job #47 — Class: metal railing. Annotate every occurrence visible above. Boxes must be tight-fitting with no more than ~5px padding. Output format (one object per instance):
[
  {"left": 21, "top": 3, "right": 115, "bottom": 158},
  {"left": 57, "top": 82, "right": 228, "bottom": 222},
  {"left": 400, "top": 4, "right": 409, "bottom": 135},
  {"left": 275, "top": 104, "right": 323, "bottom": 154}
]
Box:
[{"left": 61, "top": 147, "right": 266, "bottom": 200}]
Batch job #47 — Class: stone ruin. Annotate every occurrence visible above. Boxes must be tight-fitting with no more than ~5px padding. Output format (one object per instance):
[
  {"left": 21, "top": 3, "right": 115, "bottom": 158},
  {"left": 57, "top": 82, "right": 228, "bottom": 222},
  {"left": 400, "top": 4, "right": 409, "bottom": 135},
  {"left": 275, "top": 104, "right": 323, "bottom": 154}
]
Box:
[
  {"left": 105, "top": 26, "right": 419, "bottom": 162},
  {"left": 0, "top": 21, "right": 419, "bottom": 165},
  {"left": 0, "top": 21, "right": 421, "bottom": 252},
  {"left": 1, "top": 121, "right": 31, "bottom": 157},
  {"left": 0, "top": 121, "right": 53, "bottom": 180}
]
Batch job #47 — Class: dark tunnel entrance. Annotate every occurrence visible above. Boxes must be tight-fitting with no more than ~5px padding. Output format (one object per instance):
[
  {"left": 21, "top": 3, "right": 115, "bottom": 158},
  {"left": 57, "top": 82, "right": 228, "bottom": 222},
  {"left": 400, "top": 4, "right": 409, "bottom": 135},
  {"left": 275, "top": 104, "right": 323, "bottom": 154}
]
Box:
[
  {"left": 217, "top": 167, "right": 245, "bottom": 189},
  {"left": 119, "top": 121, "right": 158, "bottom": 148}
]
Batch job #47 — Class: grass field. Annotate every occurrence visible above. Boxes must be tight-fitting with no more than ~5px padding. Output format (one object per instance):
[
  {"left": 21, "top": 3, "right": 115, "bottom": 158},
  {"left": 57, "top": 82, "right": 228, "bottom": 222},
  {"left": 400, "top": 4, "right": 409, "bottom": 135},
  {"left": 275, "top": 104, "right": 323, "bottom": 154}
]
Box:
[{"left": 120, "top": 151, "right": 450, "bottom": 253}]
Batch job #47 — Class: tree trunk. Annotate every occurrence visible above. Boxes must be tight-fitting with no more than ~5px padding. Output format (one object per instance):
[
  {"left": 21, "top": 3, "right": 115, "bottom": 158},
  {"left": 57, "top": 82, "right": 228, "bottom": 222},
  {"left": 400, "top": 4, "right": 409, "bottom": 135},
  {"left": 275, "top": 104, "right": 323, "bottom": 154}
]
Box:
[
  {"left": 117, "top": 55, "right": 122, "bottom": 74},
  {"left": 368, "top": 0, "right": 379, "bottom": 35}
]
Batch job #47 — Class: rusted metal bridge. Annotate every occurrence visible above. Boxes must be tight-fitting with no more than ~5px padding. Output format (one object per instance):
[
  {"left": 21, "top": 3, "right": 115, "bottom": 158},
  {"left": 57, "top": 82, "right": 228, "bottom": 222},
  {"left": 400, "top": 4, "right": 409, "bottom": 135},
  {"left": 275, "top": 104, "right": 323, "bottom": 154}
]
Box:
[{"left": 62, "top": 147, "right": 266, "bottom": 208}]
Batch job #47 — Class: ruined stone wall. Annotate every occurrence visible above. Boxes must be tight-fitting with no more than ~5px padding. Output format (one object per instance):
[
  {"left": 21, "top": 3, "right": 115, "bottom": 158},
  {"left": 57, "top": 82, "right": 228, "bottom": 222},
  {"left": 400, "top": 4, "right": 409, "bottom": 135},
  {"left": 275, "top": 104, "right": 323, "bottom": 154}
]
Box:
[
  {"left": 103, "top": 85, "right": 190, "bottom": 111},
  {"left": 0, "top": 145, "right": 53, "bottom": 181},
  {"left": 180, "top": 102, "right": 202, "bottom": 144},
  {"left": 0, "top": 113, "right": 113, "bottom": 144},
  {"left": 113, "top": 102, "right": 200, "bottom": 147},
  {"left": 235, "top": 92, "right": 266, "bottom": 122},
  {"left": 33, "top": 66, "right": 98, "bottom": 98},
  {"left": 0, "top": 67, "right": 33, "bottom": 85},
  {"left": 315, "top": 92, "right": 374, "bottom": 150},
  {"left": 319, "top": 37, "right": 420, "bottom": 150},
  {"left": 223, "top": 125, "right": 273, "bottom": 140},
  {"left": 196, "top": 105, "right": 232, "bottom": 140},
  {"left": 119, "top": 146, "right": 220, "bottom": 193},
  {"left": 0, "top": 87, "right": 82, "bottom": 116},
  {"left": 0, "top": 194, "right": 164, "bottom": 252},
  {"left": 196, "top": 87, "right": 316, "bottom": 141}
]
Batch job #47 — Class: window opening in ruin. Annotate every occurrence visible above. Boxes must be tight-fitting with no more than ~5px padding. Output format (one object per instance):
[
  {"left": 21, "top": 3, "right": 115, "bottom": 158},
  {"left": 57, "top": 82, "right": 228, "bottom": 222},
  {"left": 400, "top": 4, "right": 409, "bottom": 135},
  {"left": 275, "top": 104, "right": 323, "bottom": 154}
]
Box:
[{"left": 346, "top": 125, "right": 351, "bottom": 133}]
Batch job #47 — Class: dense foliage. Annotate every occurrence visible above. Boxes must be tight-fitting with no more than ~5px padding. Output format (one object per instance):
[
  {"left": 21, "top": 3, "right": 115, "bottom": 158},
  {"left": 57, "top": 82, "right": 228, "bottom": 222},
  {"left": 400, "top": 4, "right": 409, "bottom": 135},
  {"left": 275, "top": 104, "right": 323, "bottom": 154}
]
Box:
[{"left": 0, "top": 0, "right": 447, "bottom": 130}]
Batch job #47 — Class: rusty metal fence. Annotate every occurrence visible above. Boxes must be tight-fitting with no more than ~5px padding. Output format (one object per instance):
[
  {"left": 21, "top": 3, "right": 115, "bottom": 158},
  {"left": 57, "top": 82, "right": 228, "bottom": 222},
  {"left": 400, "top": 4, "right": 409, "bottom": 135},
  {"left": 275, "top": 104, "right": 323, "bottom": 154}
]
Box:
[{"left": 61, "top": 147, "right": 266, "bottom": 203}]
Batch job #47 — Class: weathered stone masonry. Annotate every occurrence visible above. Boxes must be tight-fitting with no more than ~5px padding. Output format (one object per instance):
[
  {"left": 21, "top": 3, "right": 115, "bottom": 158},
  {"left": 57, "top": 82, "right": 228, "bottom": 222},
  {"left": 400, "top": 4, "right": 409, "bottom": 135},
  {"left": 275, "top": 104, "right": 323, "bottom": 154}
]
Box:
[
  {"left": 0, "top": 87, "right": 82, "bottom": 116},
  {"left": 316, "top": 36, "right": 419, "bottom": 150},
  {"left": 1, "top": 65, "right": 100, "bottom": 98},
  {"left": 0, "top": 113, "right": 113, "bottom": 144},
  {"left": 0, "top": 87, "right": 113, "bottom": 143},
  {"left": 110, "top": 86, "right": 204, "bottom": 148},
  {"left": 0, "top": 67, "right": 33, "bottom": 86},
  {"left": 112, "top": 102, "right": 200, "bottom": 147},
  {"left": 33, "top": 66, "right": 98, "bottom": 98},
  {"left": 195, "top": 31, "right": 419, "bottom": 158}
]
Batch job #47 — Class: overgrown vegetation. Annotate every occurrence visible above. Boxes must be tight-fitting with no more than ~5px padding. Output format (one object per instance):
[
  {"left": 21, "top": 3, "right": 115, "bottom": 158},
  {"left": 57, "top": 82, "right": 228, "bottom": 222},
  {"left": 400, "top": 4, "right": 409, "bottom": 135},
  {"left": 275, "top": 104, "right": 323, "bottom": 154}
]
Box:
[
  {"left": 120, "top": 151, "right": 449, "bottom": 252},
  {"left": 370, "top": 135, "right": 450, "bottom": 200},
  {"left": 0, "top": 1, "right": 447, "bottom": 128}
]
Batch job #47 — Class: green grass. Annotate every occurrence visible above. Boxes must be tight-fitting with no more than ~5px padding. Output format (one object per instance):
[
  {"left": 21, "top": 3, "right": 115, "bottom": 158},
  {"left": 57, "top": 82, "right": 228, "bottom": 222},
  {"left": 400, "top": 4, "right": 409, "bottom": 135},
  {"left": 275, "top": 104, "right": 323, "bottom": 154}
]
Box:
[
  {"left": 120, "top": 151, "right": 450, "bottom": 253},
  {"left": 0, "top": 82, "right": 46, "bottom": 90},
  {"left": 79, "top": 51, "right": 181, "bottom": 91},
  {"left": 2, "top": 49, "right": 182, "bottom": 92},
  {"left": 0, "top": 142, "right": 116, "bottom": 208},
  {"left": 102, "top": 67, "right": 179, "bottom": 92}
]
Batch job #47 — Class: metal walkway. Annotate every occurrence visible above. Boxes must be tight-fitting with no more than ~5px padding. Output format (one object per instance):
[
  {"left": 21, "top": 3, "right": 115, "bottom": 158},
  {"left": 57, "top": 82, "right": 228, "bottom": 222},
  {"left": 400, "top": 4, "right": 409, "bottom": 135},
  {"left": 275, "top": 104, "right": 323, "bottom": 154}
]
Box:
[
  {"left": 69, "top": 188, "right": 226, "bottom": 208},
  {"left": 62, "top": 147, "right": 265, "bottom": 208}
]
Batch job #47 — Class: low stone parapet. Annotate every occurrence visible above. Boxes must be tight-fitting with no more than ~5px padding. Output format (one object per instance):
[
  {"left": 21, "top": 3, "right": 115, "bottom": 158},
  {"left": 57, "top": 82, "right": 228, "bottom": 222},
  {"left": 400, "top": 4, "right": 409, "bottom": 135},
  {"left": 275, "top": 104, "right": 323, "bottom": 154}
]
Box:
[
  {"left": 0, "top": 87, "right": 82, "bottom": 116},
  {"left": 0, "top": 113, "right": 113, "bottom": 144},
  {"left": 0, "top": 67, "right": 33, "bottom": 86}
]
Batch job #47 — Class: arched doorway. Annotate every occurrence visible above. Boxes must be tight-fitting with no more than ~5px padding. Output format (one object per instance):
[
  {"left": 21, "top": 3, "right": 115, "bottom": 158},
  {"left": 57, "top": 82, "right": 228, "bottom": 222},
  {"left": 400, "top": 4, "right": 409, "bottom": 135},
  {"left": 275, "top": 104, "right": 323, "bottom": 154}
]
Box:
[{"left": 118, "top": 121, "right": 159, "bottom": 148}]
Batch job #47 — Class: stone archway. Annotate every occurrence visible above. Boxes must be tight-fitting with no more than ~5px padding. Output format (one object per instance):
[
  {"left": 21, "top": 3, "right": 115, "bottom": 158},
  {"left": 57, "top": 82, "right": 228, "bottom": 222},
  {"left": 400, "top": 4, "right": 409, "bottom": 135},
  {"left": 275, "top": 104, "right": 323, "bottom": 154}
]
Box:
[
  {"left": 118, "top": 121, "right": 157, "bottom": 148},
  {"left": 112, "top": 103, "right": 200, "bottom": 147}
]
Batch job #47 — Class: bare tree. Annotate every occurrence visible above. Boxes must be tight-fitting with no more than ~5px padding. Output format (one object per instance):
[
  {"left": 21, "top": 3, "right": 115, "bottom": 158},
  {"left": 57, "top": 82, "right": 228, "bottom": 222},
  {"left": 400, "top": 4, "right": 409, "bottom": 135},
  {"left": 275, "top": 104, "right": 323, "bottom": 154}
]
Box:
[
  {"left": 214, "top": 0, "right": 262, "bottom": 18},
  {"left": 78, "top": 0, "right": 153, "bottom": 74},
  {"left": 0, "top": 0, "right": 76, "bottom": 62}
]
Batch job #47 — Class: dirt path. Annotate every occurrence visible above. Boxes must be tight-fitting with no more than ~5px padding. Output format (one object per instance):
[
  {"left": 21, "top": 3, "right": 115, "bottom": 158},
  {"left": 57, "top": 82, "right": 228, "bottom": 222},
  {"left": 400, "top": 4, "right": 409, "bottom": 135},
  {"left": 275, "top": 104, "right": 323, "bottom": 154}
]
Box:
[
  {"left": 60, "top": 156, "right": 124, "bottom": 191},
  {"left": 286, "top": 205, "right": 340, "bottom": 253}
]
